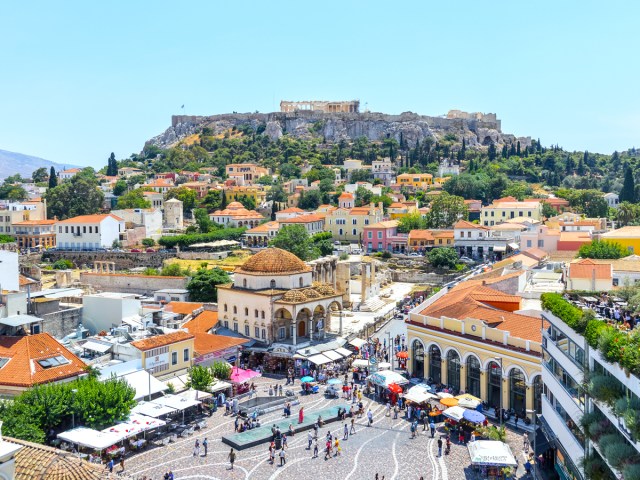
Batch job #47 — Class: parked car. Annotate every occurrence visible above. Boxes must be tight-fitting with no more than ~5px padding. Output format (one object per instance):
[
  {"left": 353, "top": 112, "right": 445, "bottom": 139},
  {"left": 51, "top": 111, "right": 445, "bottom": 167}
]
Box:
[
  {"left": 459, "top": 256, "right": 474, "bottom": 264},
  {"left": 130, "top": 249, "right": 141, "bottom": 253},
  {"left": 146, "top": 248, "right": 155, "bottom": 253}
]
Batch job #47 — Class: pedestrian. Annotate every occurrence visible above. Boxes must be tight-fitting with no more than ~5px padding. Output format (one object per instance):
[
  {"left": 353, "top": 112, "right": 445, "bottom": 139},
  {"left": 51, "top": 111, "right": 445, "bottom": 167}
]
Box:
[
  {"left": 325, "top": 440, "right": 332, "bottom": 460},
  {"left": 279, "top": 448, "right": 286, "bottom": 466},
  {"left": 334, "top": 438, "right": 341, "bottom": 456},
  {"left": 119, "top": 453, "right": 125, "bottom": 472},
  {"left": 524, "top": 460, "right": 531, "bottom": 475},
  {"left": 350, "top": 417, "right": 356, "bottom": 435},
  {"left": 228, "top": 448, "right": 236, "bottom": 470},
  {"left": 514, "top": 413, "right": 519, "bottom": 429},
  {"left": 307, "top": 430, "right": 313, "bottom": 449},
  {"left": 430, "top": 420, "right": 436, "bottom": 438},
  {"left": 279, "top": 384, "right": 283, "bottom": 396},
  {"left": 407, "top": 404, "right": 412, "bottom": 420},
  {"left": 269, "top": 443, "right": 275, "bottom": 464},
  {"left": 202, "top": 437, "right": 208, "bottom": 456},
  {"left": 193, "top": 439, "right": 200, "bottom": 457},
  {"left": 393, "top": 404, "right": 399, "bottom": 419},
  {"left": 437, "top": 437, "right": 443, "bottom": 457},
  {"left": 106, "top": 458, "right": 114, "bottom": 473},
  {"left": 269, "top": 385, "right": 274, "bottom": 396},
  {"left": 313, "top": 439, "right": 319, "bottom": 458},
  {"left": 299, "top": 406, "right": 304, "bottom": 424},
  {"left": 235, "top": 416, "right": 240, "bottom": 432},
  {"left": 367, "top": 408, "right": 373, "bottom": 427},
  {"left": 410, "top": 421, "right": 416, "bottom": 438},
  {"left": 523, "top": 433, "right": 530, "bottom": 453},
  {"left": 386, "top": 401, "right": 391, "bottom": 417},
  {"left": 343, "top": 423, "right": 349, "bottom": 440}
]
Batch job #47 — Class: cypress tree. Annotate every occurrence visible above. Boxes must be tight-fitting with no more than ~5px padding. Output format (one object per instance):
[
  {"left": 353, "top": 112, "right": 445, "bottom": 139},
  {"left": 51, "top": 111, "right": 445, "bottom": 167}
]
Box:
[
  {"left": 516, "top": 141, "right": 521, "bottom": 157},
  {"left": 509, "top": 143, "right": 516, "bottom": 157},
  {"left": 620, "top": 166, "right": 636, "bottom": 202},
  {"left": 48, "top": 166, "right": 57, "bottom": 189},
  {"left": 220, "top": 190, "right": 227, "bottom": 209},
  {"left": 501, "top": 145, "right": 508, "bottom": 158},
  {"left": 488, "top": 143, "right": 497, "bottom": 161}
]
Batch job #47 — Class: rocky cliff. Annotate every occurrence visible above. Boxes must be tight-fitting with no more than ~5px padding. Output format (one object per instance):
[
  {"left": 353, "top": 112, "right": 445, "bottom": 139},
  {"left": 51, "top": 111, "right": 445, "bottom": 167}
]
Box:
[{"left": 147, "top": 110, "right": 530, "bottom": 150}]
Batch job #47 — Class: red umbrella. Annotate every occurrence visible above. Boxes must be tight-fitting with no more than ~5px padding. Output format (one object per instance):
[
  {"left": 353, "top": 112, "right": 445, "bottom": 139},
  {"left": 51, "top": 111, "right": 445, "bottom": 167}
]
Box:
[
  {"left": 388, "top": 383, "right": 403, "bottom": 394},
  {"left": 396, "top": 351, "right": 409, "bottom": 359}
]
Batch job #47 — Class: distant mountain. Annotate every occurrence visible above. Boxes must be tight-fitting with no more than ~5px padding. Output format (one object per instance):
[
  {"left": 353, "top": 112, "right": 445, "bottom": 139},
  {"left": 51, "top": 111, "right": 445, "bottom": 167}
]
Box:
[{"left": 0, "top": 149, "right": 82, "bottom": 181}]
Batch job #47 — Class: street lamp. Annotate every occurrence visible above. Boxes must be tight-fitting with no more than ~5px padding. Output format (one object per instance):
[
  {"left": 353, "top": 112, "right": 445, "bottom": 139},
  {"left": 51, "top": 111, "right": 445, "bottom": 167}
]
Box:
[
  {"left": 384, "top": 331, "right": 392, "bottom": 369},
  {"left": 526, "top": 408, "right": 537, "bottom": 476},
  {"left": 71, "top": 389, "right": 78, "bottom": 429},
  {"left": 494, "top": 357, "right": 504, "bottom": 429}
]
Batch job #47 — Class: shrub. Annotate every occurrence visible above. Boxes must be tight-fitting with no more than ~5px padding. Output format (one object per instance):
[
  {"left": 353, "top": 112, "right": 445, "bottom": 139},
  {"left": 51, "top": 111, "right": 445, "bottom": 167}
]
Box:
[
  {"left": 589, "top": 375, "right": 624, "bottom": 406},
  {"left": 540, "top": 293, "right": 585, "bottom": 331},
  {"left": 211, "top": 361, "right": 232, "bottom": 380},
  {"left": 339, "top": 252, "right": 349, "bottom": 261},
  {"left": 622, "top": 463, "right": 640, "bottom": 479},
  {"left": 158, "top": 227, "right": 245, "bottom": 248},
  {"left": 584, "top": 319, "right": 608, "bottom": 348},
  {"left": 52, "top": 259, "right": 74, "bottom": 270},
  {"left": 0, "top": 234, "right": 15, "bottom": 244},
  {"left": 601, "top": 436, "right": 636, "bottom": 469},
  {"left": 598, "top": 328, "right": 629, "bottom": 364},
  {"left": 380, "top": 250, "right": 392, "bottom": 259},
  {"left": 141, "top": 238, "right": 155, "bottom": 247}
]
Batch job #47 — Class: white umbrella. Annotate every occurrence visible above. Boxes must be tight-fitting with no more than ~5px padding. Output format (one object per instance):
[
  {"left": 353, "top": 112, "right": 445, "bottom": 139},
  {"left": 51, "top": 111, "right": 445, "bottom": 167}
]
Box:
[
  {"left": 442, "top": 406, "right": 466, "bottom": 421},
  {"left": 437, "top": 392, "right": 454, "bottom": 399},
  {"left": 468, "top": 441, "right": 517, "bottom": 467}
]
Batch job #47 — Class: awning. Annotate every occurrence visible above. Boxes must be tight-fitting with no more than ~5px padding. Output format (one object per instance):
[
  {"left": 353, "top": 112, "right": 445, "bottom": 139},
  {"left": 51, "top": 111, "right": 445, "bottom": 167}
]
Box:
[
  {"left": 210, "top": 381, "right": 232, "bottom": 393},
  {"left": 493, "top": 245, "right": 507, "bottom": 252},
  {"left": 508, "top": 242, "right": 519, "bottom": 250},
  {"left": 367, "top": 370, "right": 410, "bottom": 387},
  {"left": 349, "top": 338, "right": 367, "bottom": 348},
  {"left": 131, "top": 401, "right": 177, "bottom": 418},
  {"left": 82, "top": 339, "right": 113, "bottom": 353},
  {"left": 442, "top": 406, "right": 466, "bottom": 421},
  {"left": 178, "top": 388, "right": 212, "bottom": 401},
  {"left": 323, "top": 350, "right": 343, "bottom": 361},
  {"left": 0, "top": 314, "right": 40, "bottom": 327},
  {"left": 352, "top": 359, "right": 369, "bottom": 368},
  {"left": 58, "top": 427, "right": 125, "bottom": 451},
  {"left": 308, "top": 353, "right": 332, "bottom": 365},
  {"left": 119, "top": 370, "right": 168, "bottom": 401},
  {"left": 468, "top": 441, "right": 517, "bottom": 467},
  {"left": 152, "top": 393, "right": 201, "bottom": 411},
  {"left": 335, "top": 347, "right": 353, "bottom": 357}
]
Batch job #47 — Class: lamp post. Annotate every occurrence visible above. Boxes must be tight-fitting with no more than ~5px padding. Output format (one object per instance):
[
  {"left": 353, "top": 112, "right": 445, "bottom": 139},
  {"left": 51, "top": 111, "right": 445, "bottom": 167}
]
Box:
[
  {"left": 526, "top": 408, "right": 537, "bottom": 476},
  {"left": 71, "top": 389, "right": 78, "bottom": 429},
  {"left": 384, "top": 331, "right": 392, "bottom": 370},
  {"left": 494, "top": 357, "right": 504, "bottom": 429}
]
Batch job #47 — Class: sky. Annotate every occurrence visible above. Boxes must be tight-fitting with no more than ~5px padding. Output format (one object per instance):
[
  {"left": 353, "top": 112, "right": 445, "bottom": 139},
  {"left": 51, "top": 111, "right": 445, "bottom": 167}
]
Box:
[{"left": 1, "top": 1, "right": 639, "bottom": 168}]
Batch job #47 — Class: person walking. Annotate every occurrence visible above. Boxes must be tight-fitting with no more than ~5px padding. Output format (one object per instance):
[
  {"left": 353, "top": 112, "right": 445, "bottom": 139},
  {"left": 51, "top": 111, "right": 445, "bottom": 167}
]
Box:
[
  {"left": 313, "top": 439, "right": 319, "bottom": 458},
  {"left": 430, "top": 420, "right": 436, "bottom": 438},
  {"left": 106, "top": 459, "right": 114, "bottom": 473},
  {"left": 437, "top": 437, "right": 443, "bottom": 457},
  {"left": 334, "top": 438, "right": 341, "bottom": 457},
  {"left": 393, "top": 404, "right": 399, "bottom": 419},
  {"left": 343, "top": 423, "right": 349, "bottom": 440},
  {"left": 386, "top": 401, "right": 391, "bottom": 417},
  {"left": 228, "top": 448, "right": 236, "bottom": 470},
  {"left": 299, "top": 406, "right": 304, "bottom": 424},
  {"left": 202, "top": 437, "right": 208, "bottom": 457},
  {"left": 119, "top": 453, "right": 125, "bottom": 472},
  {"left": 307, "top": 430, "right": 313, "bottom": 449},
  {"left": 324, "top": 440, "right": 332, "bottom": 460},
  {"left": 350, "top": 417, "right": 356, "bottom": 435},
  {"left": 193, "top": 439, "right": 200, "bottom": 457},
  {"left": 279, "top": 448, "right": 286, "bottom": 466},
  {"left": 367, "top": 408, "right": 373, "bottom": 427},
  {"left": 514, "top": 413, "right": 519, "bottom": 429},
  {"left": 279, "top": 384, "right": 283, "bottom": 396},
  {"left": 523, "top": 433, "right": 530, "bottom": 453},
  {"left": 269, "top": 443, "right": 275, "bottom": 464}
]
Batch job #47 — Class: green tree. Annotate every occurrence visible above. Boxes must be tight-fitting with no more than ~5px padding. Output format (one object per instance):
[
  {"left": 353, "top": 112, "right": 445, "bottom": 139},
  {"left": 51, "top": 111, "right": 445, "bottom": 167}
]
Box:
[
  {"left": 349, "top": 169, "right": 373, "bottom": 183},
  {"left": 161, "top": 263, "right": 186, "bottom": 276},
  {"left": 116, "top": 189, "right": 151, "bottom": 209},
  {"left": 269, "top": 224, "right": 318, "bottom": 260},
  {"left": 0, "top": 234, "right": 15, "bottom": 244},
  {"left": 142, "top": 238, "right": 155, "bottom": 247},
  {"left": 298, "top": 190, "right": 322, "bottom": 210},
  {"left": 45, "top": 174, "right": 104, "bottom": 220},
  {"left": 201, "top": 189, "right": 222, "bottom": 211},
  {"left": 113, "top": 180, "right": 127, "bottom": 196},
  {"left": 237, "top": 195, "right": 256, "bottom": 210},
  {"left": 487, "top": 143, "right": 497, "bottom": 161},
  {"left": 186, "top": 365, "right": 214, "bottom": 392},
  {"left": 397, "top": 211, "right": 427, "bottom": 233},
  {"left": 355, "top": 186, "right": 373, "bottom": 206},
  {"left": 106, "top": 152, "right": 118, "bottom": 176},
  {"left": 143, "top": 267, "right": 160, "bottom": 275},
  {"left": 211, "top": 361, "right": 232, "bottom": 380},
  {"left": 266, "top": 183, "right": 287, "bottom": 204},
  {"left": 31, "top": 167, "right": 48, "bottom": 183},
  {"left": 256, "top": 175, "right": 273, "bottom": 185},
  {"left": 620, "top": 166, "right": 636, "bottom": 203},
  {"left": 165, "top": 186, "right": 197, "bottom": 216},
  {"left": 53, "top": 259, "right": 74, "bottom": 269},
  {"left": 187, "top": 268, "right": 231, "bottom": 302},
  {"left": 578, "top": 240, "right": 629, "bottom": 259},
  {"left": 426, "top": 192, "right": 468, "bottom": 228},
  {"left": 501, "top": 182, "right": 533, "bottom": 201},
  {"left": 541, "top": 201, "right": 558, "bottom": 218},
  {"left": 279, "top": 163, "right": 301, "bottom": 179},
  {"left": 616, "top": 202, "right": 640, "bottom": 227},
  {"left": 194, "top": 208, "right": 215, "bottom": 233},
  {"left": 312, "top": 232, "right": 334, "bottom": 256},
  {"left": 428, "top": 247, "right": 459, "bottom": 269},
  {"left": 0, "top": 184, "right": 28, "bottom": 201},
  {"left": 48, "top": 166, "right": 58, "bottom": 189}
]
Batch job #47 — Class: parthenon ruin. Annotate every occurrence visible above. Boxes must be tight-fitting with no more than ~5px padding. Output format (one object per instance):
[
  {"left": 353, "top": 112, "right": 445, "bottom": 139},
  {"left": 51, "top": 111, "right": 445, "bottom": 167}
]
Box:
[{"left": 280, "top": 100, "right": 360, "bottom": 113}]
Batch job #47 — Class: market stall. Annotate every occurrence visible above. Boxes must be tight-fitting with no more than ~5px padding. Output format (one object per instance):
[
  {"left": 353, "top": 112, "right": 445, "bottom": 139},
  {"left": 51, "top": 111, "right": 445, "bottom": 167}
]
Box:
[
  {"left": 367, "top": 370, "right": 409, "bottom": 403},
  {"left": 131, "top": 400, "right": 178, "bottom": 418},
  {"left": 468, "top": 440, "right": 517, "bottom": 479},
  {"left": 58, "top": 427, "right": 125, "bottom": 452}
]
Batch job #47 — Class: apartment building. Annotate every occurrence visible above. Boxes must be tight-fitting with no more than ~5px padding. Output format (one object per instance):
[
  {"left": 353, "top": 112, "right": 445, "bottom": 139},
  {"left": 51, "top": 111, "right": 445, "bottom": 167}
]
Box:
[{"left": 55, "top": 214, "right": 124, "bottom": 250}]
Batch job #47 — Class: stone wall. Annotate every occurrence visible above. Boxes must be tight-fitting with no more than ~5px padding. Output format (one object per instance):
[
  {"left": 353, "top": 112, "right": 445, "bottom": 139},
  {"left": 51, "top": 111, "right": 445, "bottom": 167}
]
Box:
[
  {"left": 390, "top": 270, "right": 458, "bottom": 284},
  {"left": 80, "top": 272, "right": 188, "bottom": 295},
  {"left": 43, "top": 251, "right": 174, "bottom": 269},
  {"left": 40, "top": 306, "right": 83, "bottom": 339}
]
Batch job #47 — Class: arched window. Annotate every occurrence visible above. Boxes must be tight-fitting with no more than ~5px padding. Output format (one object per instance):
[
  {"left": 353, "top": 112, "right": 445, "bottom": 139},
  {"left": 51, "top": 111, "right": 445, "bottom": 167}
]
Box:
[
  {"left": 233, "top": 306, "right": 237, "bottom": 314},
  {"left": 261, "top": 310, "right": 265, "bottom": 319},
  {"left": 254, "top": 309, "right": 258, "bottom": 318},
  {"left": 244, "top": 307, "right": 249, "bottom": 316},
  {"left": 270, "top": 279, "right": 276, "bottom": 289},
  {"left": 412, "top": 340, "right": 424, "bottom": 378},
  {"left": 509, "top": 368, "right": 526, "bottom": 412},
  {"left": 299, "top": 277, "right": 303, "bottom": 288},
  {"left": 487, "top": 361, "right": 502, "bottom": 410},
  {"left": 466, "top": 356, "right": 481, "bottom": 398},
  {"left": 224, "top": 304, "right": 228, "bottom": 312},
  {"left": 446, "top": 350, "right": 461, "bottom": 393},
  {"left": 532, "top": 375, "right": 543, "bottom": 414},
  {"left": 243, "top": 278, "right": 247, "bottom": 288},
  {"left": 429, "top": 345, "right": 441, "bottom": 383}
]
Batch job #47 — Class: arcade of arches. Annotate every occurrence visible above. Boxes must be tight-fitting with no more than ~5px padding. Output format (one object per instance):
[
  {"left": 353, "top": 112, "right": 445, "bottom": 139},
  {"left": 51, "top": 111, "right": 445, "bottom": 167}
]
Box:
[{"left": 409, "top": 339, "right": 542, "bottom": 413}]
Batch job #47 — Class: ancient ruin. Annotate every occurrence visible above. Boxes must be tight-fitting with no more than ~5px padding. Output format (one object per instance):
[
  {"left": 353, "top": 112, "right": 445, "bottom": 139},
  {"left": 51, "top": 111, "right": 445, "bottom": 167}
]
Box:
[{"left": 280, "top": 100, "right": 359, "bottom": 113}]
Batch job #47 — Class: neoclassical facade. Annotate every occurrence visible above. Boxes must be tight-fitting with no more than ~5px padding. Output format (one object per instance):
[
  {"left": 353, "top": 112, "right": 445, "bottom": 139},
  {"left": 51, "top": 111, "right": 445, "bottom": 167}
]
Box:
[
  {"left": 217, "top": 248, "right": 342, "bottom": 345},
  {"left": 406, "top": 281, "right": 544, "bottom": 414}
]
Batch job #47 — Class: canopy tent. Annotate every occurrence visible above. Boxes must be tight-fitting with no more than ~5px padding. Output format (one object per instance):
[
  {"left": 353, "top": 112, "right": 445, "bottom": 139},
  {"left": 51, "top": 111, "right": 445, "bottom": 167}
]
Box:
[
  {"left": 307, "top": 354, "right": 332, "bottom": 366},
  {"left": 440, "top": 397, "right": 459, "bottom": 407},
  {"left": 210, "top": 381, "right": 232, "bottom": 393},
  {"left": 300, "top": 376, "right": 314, "bottom": 383},
  {"left": 463, "top": 409, "right": 486, "bottom": 424},
  {"left": 468, "top": 441, "right": 517, "bottom": 467},
  {"left": 152, "top": 394, "right": 201, "bottom": 411},
  {"left": 349, "top": 338, "right": 367, "bottom": 348},
  {"left": 493, "top": 245, "right": 507, "bottom": 252},
  {"left": 120, "top": 370, "right": 168, "bottom": 401},
  {"left": 404, "top": 390, "right": 435, "bottom": 404},
  {"left": 437, "top": 392, "right": 454, "bottom": 399},
  {"left": 457, "top": 396, "right": 481, "bottom": 409},
  {"left": 378, "top": 362, "right": 392, "bottom": 370},
  {"left": 352, "top": 359, "right": 369, "bottom": 368},
  {"left": 322, "top": 350, "right": 344, "bottom": 361},
  {"left": 412, "top": 383, "right": 433, "bottom": 393},
  {"left": 131, "top": 401, "right": 178, "bottom": 418},
  {"left": 179, "top": 388, "right": 213, "bottom": 401},
  {"left": 367, "top": 370, "right": 409, "bottom": 388},
  {"left": 455, "top": 393, "right": 481, "bottom": 402},
  {"left": 508, "top": 242, "right": 520, "bottom": 250},
  {"left": 58, "top": 427, "right": 125, "bottom": 451},
  {"left": 335, "top": 347, "right": 353, "bottom": 357},
  {"left": 388, "top": 383, "right": 403, "bottom": 394},
  {"left": 229, "top": 368, "right": 261, "bottom": 384},
  {"left": 443, "top": 406, "right": 467, "bottom": 422}
]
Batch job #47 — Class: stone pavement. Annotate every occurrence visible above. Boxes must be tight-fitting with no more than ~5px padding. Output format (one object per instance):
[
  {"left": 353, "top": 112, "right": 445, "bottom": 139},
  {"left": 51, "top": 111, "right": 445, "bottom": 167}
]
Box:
[{"left": 125, "top": 377, "right": 533, "bottom": 480}]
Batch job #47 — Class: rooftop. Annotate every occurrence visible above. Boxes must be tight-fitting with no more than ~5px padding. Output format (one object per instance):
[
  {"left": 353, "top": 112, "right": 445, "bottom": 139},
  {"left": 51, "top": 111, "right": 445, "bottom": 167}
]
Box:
[
  {"left": 602, "top": 226, "right": 640, "bottom": 239},
  {"left": 183, "top": 311, "right": 218, "bottom": 334},
  {"left": 56, "top": 214, "right": 123, "bottom": 224},
  {"left": 193, "top": 333, "right": 250, "bottom": 356},
  {"left": 165, "top": 302, "right": 204, "bottom": 315},
  {"left": 236, "top": 248, "right": 312, "bottom": 275},
  {"left": 130, "top": 330, "right": 195, "bottom": 351}
]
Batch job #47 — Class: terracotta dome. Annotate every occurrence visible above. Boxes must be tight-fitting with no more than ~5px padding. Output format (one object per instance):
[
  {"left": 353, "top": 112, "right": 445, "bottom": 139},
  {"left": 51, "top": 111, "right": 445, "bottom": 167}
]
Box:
[
  {"left": 303, "top": 288, "right": 320, "bottom": 299},
  {"left": 283, "top": 290, "right": 308, "bottom": 302},
  {"left": 315, "top": 283, "right": 337, "bottom": 296},
  {"left": 239, "top": 248, "right": 311, "bottom": 275}
]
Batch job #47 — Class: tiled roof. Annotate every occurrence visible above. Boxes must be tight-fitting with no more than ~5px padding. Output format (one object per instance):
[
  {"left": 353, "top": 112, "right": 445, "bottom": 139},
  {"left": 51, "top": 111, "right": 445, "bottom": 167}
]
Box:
[
  {"left": 520, "top": 248, "right": 548, "bottom": 261},
  {"left": 493, "top": 196, "right": 518, "bottom": 203},
  {"left": 183, "top": 311, "right": 218, "bottom": 334},
  {"left": 278, "top": 207, "right": 304, "bottom": 213},
  {"left": 484, "top": 201, "right": 540, "bottom": 209},
  {"left": 165, "top": 302, "right": 204, "bottom": 315},
  {"left": 454, "top": 220, "right": 489, "bottom": 230},
  {"left": 130, "top": 331, "right": 195, "bottom": 351},
  {"left": 57, "top": 214, "right": 123, "bottom": 224},
  {"left": 569, "top": 258, "right": 612, "bottom": 280},
  {"left": 6, "top": 436, "right": 120, "bottom": 480},
  {"left": 12, "top": 220, "right": 56, "bottom": 225},
  {"left": 366, "top": 220, "right": 399, "bottom": 229},
  {"left": 193, "top": 333, "right": 249, "bottom": 356},
  {"left": 408, "top": 230, "right": 434, "bottom": 240},
  {"left": 601, "top": 226, "right": 640, "bottom": 239},
  {"left": 388, "top": 203, "right": 406, "bottom": 209},
  {"left": 238, "top": 248, "right": 311, "bottom": 275},
  {"left": 280, "top": 214, "right": 324, "bottom": 223},
  {"left": 19, "top": 275, "right": 38, "bottom": 287},
  {"left": 0, "top": 334, "right": 86, "bottom": 387},
  {"left": 559, "top": 231, "right": 591, "bottom": 242},
  {"left": 338, "top": 192, "right": 354, "bottom": 199},
  {"left": 431, "top": 230, "right": 454, "bottom": 238},
  {"left": 246, "top": 221, "right": 280, "bottom": 233}
]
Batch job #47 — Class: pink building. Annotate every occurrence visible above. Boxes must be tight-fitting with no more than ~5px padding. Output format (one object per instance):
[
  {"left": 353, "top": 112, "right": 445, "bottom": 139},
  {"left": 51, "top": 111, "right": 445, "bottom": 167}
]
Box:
[
  {"left": 363, "top": 220, "right": 408, "bottom": 253},
  {"left": 519, "top": 224, "right": 560, "bottom": 253}
]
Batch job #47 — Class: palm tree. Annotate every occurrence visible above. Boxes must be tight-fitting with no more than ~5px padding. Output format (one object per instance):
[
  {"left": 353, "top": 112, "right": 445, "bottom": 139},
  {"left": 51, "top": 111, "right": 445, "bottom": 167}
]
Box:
[{"left": 616, "top": 202, "right": 637, "bottom": 227}]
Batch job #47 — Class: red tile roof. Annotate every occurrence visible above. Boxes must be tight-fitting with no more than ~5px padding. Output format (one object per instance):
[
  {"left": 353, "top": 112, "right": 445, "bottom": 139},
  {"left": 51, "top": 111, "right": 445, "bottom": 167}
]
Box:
[
  {"left": 57, "top": 214, "right": 123, "bottom": 224},
  {"left": 193, "top": 333, "right": 249, "bottom": 356},
  {"left": 165, "top": 302, "right": 204, "bottom": 315},
  {"left": 280, "top": 214, "right": 324, "bottom": 224},
  {"left": 454, "top": 220, "right": 489, "bottom": 230},
  {"left": 569, "top": 258, "right": 612, "bottom": 280},
  {"left": 183, "top": 311, "right": 218, "bottom": 334},
  {"left": 131, "top": 331, "right": 195, "bottom": 351}
]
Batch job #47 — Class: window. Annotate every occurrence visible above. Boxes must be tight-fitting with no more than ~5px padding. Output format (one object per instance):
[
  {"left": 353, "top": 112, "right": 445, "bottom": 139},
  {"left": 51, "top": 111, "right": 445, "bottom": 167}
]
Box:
[
  {"left": 377, "top": 231, "right": 382, "bottom": 239},
  {"left": 224, "top": 320, "right": 229, "bottom": 328},
  {"left": 244, "top": 307, "right": 248, "bottom": 316},
  {"left": 467, "top": 231, "right": 471, "bottom": 238},
  {"left": 262, "top": 328, "right": 266, "bottom": 339},
  {"left": 278, "top": 327, "right": 286, "bottom": 340},
  {"left": 491, "top": 211, "right": 494, "bottom": 217},
  {"left": 459, "top": 232, "right": 464, "bottom": 238},
  {"left": 502, "top": 211, "right": 505, "bottom": 217},
  {"left": 255, "top": 326, "right": 260, "bottom": 337},
  {"left": 484, "top": 211, "right": 488, "bottom": 217},
  {"left": 58, "top": 226, "right": 62, "bottom": 233},
  {"left": 233, "top": 306, "right": 237, "bottom": 314},
  {"left": 243, "top": 279, "right": 247, "bottom": 288},
  {"left": 466, "top": 356, "right": 481, "bottom": 398},
  {"left": 299, "top": 277, "right": 303, "bottom": 287},
  {"left": 183, "top": 348, "right": 189, "bottom": 362},
  {"left": 233, "top": 322, "right": 238, "bottom": 332},
  {"left": 526, "top": 240, "right": 532, "bottom": 248},
  {"left": 538, "top": 240, "right": 544, "bottom": 248},
  {"left": 447, "top": 350, "right": 461, "bottom": 392},
  {"left": 83, "top": 226, "right": 86, "bottom": 233},
  {"left": 519, "top": 211, "right": 523, "bottom": 217},
  {"left": 261, "top": 310, "right": 265, "bottom": 319},
  {"left": 224, "top": 304, "right": 228, "bottom": 312},
  {"left": 364, "top": 219, "right": 369, "bottom": 225},
  {"left": 352, "top": 229, "right": 357, "bottom": 236},
  {"left": 270, "top": 279, "right": 276, "bottom": 288},
  {"left": 172, "top": 352, "right": 178, "bottom": 365},
  {"left": 527, "top": 212, "right": 532, "bottom": 217},
  {"left": 37, "top": 355, "right": 70, "bottom": 369},
  {"left": 254, "top": 309, "right": 258, "bottom": 318},
  {"left": 352, "top": 219, "right": 357, "bottom": 225},
  {"left": 339, "top": 229, "right": 343, "bottom": 235},
  {"left": 95, "top": 226, "right": 99, "bottom": 234},
  {"left": 429, "top": 345, "right": 441, "bottom": 383},
  {"left": 65, "top": 226, "right": 69, "bottom": 233},
  {"left": 245, "top": 325, "right": 250, "bottom": 336}
]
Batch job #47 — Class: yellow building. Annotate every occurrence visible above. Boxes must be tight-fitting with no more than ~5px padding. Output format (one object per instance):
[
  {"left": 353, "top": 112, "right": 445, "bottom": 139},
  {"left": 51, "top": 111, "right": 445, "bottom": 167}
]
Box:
[
  {"left": 131, "top": 330, "right": 195, "bottom": 377},
  {"left": 407, "top": 229, "right": 454, "bottom": 251},
  {"left": 407, "top": 278, "right": 544, "bottom": 414},
  {"left": 600, "top": 225, "right": 640, "bottom": 254},
  {"left": 224, "top": 186, "right": 267, "bottom": 206},
  {"left": 323, "top": 202, "right": 384, "bottom": 243},
  {"left": 388, "top": 202, "right": 418, "bottom": 220},
  {"left": 481, "top": 200, "right": 542, "bottom": 227},
  {"left": 395, "top": 173, "right": 433, "bottom": 190}
]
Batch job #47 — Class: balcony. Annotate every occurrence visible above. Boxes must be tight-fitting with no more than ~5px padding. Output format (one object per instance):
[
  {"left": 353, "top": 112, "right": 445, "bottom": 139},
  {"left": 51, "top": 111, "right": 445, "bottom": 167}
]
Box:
[{"left": 541, "top": 394, "right": 584, "bottom": 463}]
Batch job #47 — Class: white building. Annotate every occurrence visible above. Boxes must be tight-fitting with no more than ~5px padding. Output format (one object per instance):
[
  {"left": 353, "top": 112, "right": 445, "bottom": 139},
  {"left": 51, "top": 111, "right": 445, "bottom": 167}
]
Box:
[
  {"left": 454, "top": 220, "right": 517, "bottom": 260},
  {"left": 603, "top": 192, "right": 619, "bottom": 209},
  {"left": 58, "top": 168, "right": 82, "bottom": 181},
  {"left": 438, "top": 159, "right": 460, "bottom": 177},
  {"left": 278, "top": 214, "right": 325, "bottom": 236},
  {"left": 55, "top": 214, "right": 125, "bottom": 251},
  {"left": 344, "top": 182, "right": 382, "bottom": 196},
  {"left": 0, "top": 251, "right": 19, "bottom": 292},
  {"left": 111, "top": 208, "right": 163, "bottom": 240},
  {"left": 372, "top": 158, "right": 394, "bottom": 186},
  {"left": 82, "top": 292, "right": 141, "bottom": 334}
]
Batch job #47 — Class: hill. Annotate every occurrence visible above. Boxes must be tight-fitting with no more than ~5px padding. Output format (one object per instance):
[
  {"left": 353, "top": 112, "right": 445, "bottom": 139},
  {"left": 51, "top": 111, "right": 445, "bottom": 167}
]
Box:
[{"left": 0, "top": 149, "right": 81, "bottom": 181}]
